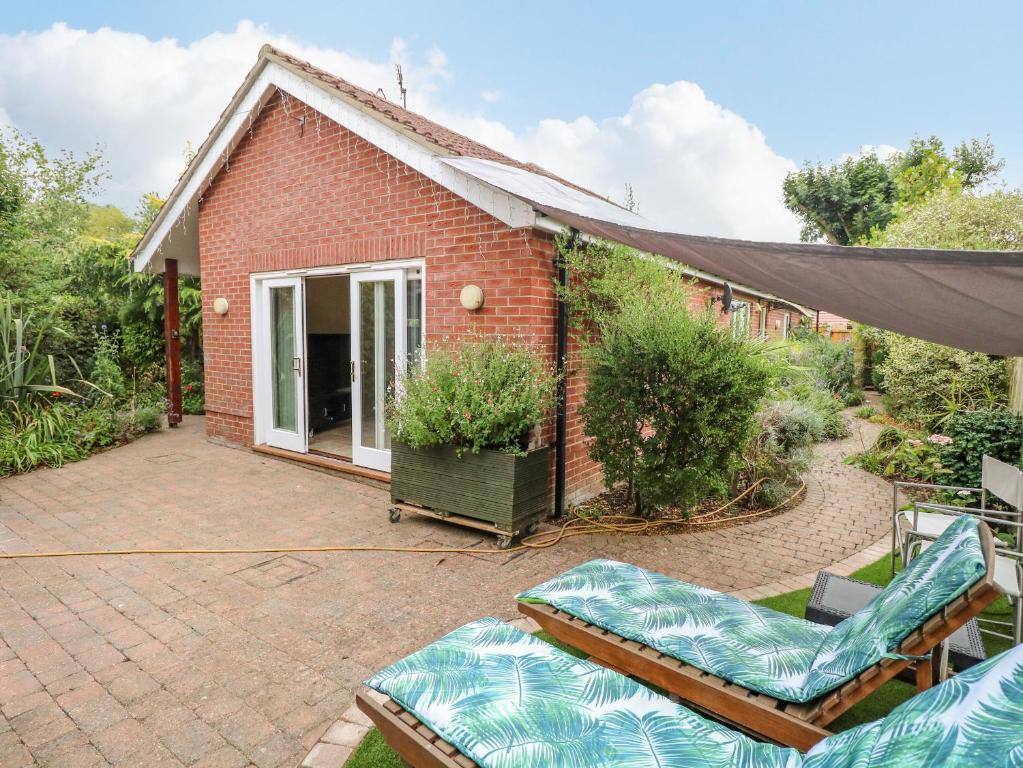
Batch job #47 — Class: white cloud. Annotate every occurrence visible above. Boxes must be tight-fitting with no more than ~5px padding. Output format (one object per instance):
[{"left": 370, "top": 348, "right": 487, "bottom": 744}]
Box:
[
  {"left": 0, "top": 21, "right": 802, "bottom": 241},
  {"left": 480, "top": 89, "right": 503, "bottom": 103},
  {"left": 0, "top": 21, "right": 448, "bottom": 210},
  {"left": 841, "top": 143, "right": 900, "bottom": 163},
  {"left": 433, "top": 81, "right": 801, "bottom": 240}
]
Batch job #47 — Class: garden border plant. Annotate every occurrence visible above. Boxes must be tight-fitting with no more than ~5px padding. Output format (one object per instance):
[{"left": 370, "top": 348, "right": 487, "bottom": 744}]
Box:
[
  {"left": 557, "top": 236, "right": 775, "bottom": 515},
  {"left": 0, "top": 295, "right": 163, "bottom": 476}
]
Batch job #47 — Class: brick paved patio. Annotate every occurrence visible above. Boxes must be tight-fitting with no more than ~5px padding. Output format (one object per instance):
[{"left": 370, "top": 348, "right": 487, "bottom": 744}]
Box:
[{"left": 1, "top": 415, "right": 890, "bottom": 767}]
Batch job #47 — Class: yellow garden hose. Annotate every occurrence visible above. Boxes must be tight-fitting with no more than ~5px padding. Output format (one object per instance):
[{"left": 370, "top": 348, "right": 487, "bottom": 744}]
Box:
[{"left": 0, "top": 480, "right": 804, "bottom": 560}]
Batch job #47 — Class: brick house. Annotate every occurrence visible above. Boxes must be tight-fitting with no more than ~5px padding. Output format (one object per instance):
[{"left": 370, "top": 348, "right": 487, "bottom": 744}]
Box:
[
  {"left": 132, "top": 46, "right": 810, "bottom": 510},
  {"left": 814, "top": 311, "right": 854, "bottom": 343}
]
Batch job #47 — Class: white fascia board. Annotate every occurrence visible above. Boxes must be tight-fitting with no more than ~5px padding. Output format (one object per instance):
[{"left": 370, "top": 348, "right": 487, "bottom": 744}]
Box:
[{"left": 134, "top": 60, "right": 536, "bottom": 272}]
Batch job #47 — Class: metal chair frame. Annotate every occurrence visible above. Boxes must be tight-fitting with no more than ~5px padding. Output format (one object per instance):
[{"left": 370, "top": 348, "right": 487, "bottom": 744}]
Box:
[
  {"left": 906, "top": 504, "right": 1023, "bottom": 646},
  {"left": 892, "top": 456, "right": 1023, "bottom": 576}
]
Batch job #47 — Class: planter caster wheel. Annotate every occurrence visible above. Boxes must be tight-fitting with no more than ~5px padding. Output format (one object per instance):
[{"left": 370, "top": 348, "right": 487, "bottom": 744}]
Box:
[
  {"left": 496, "top": 535, "right": 513, "bottom": 550},
  {"left": 388, "top": 508, "right": 401, "bottom": 524},
  {"left": 526, "top": 521, "right": 540, "bottom": 535}
]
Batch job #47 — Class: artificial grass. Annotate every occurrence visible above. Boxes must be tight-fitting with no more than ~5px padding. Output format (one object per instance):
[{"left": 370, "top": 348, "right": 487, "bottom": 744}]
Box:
[
  {"left": 346, "top": 728, "right": 404, "bottom": 768},
  {"left": 346, "top": 550, "right": 1012, "bottom": 766},
  {"left": 755, "top": 552, "right": 915, "bottom": 731}
]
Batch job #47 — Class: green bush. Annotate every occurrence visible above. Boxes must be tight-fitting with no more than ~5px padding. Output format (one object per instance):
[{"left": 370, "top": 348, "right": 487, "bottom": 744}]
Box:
[
  {"left": 182, "top": 362, "right": 205, "bottom": 415},
  {"left": 760, "top": 399, "right": 827, "bottom": 451},
  {"left": 0, "top": 293, "right": 81, "bottom": 403},
  {"left": 815, "top": 395, "right": 851, "bottom": 440},
  {"left": 737, "top": 401, "right": 816, "bottom": 506},
  {"left": 877, "top": 333, "right": 1007, "bottom": 427},
  {"left": 88, "top": 327, "right": 126, "bottom": 400},
  {"left": 74, "top": 403, "right": 162, "bottom": 451},
  {"left": 855, "top": 404, "right": 879, "bottom": 420},
  {"left": 0, "top": 398, "right": 162, "bottom": 476},
  {"left": 841, "top": 389, "right": 866, "bottom": 407},
  {"left": 780, "top": 381, "right": 849, "bottom": 440},
  {"left": 936, "top": 409, "right": 1023, "bottom": 489},
  {"left": 581, "top": 296, "right": 771, "bottom": 514},
  {"left": 388, "top": 338, "right": 557, "bottom": 456},
  {"left": 846, "top": 425, "right": 949, "bottom": 483},
  {"left": 785, "top": 334, "right": 855, "bottom": 396},
  {"left": 0, "top": 401, "right": 84, "bottom": 473}
]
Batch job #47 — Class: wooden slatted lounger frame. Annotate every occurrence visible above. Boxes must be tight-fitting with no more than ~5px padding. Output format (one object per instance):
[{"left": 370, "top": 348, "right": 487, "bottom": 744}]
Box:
[
  {"left": 518, "top": 522, "right": 1001, "bottom": 751},
  {"left": 356, "top": 687, "right": 479, "bottom": 768}
]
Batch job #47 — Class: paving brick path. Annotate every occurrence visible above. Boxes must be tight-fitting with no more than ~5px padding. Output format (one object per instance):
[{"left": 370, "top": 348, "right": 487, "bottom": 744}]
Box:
[{"left": 1, "top": 415, "right": 889, "bottom": 767}]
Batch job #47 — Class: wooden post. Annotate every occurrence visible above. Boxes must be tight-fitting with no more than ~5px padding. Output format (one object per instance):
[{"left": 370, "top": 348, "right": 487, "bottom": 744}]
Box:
[
  {"left": 163, "top": 258, "right": 182, "bottom": 427},
  {"left": 1009, "top": 357, "right": 1023, "bottom": 416}
]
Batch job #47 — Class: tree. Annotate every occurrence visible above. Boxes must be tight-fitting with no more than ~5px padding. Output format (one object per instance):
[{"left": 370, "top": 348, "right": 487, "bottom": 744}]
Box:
[
  {"left": 0, "top": 147, "right": 22, "bottom": 244},
  {"left": 0, "top": 129, "right": 105, "bottom": 301},
  {"left": 783, "top": 135, "right": 1004, "bottom": 245},
  {"left": 873, "top": 188, "right": 1023, "bottom": 416},
  {"left": 872, "top": 188, "right": 1023, "bottom": 251}
]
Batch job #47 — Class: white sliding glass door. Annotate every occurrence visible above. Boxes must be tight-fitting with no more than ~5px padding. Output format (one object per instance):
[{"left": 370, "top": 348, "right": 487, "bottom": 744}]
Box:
[
  {"left": 259, "top": 277, "right": 307, "bottom": 453},
  {"left": 350, "top": 270, "right": 405, "bottom": 472}
]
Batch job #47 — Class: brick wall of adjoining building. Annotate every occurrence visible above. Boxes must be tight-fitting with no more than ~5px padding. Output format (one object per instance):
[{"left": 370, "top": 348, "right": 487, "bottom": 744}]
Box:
[
  {"left": 686, "top": 281, "right": 805, "bottom": 341},
  {"left": 197, "top": 90, "right": 605, "bottom": 505}
]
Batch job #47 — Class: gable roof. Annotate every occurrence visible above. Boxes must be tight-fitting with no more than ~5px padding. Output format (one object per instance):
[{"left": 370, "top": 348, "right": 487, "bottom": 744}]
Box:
[
  {"left": 131, "top": 45, "right": 623, "bottom": 276},
  {"left": 264, "top": 47, "right": 536, "bottom": 176},
  {"left": 131, "top": 45, "right": 810, "bottom": 310}
]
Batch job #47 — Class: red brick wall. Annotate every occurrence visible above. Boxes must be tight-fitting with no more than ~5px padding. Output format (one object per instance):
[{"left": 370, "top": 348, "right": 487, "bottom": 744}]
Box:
[
  {"left": 686, "top": 281, "right": 806, "bottom": 340},
  {"left": 197, "top": 91, "right": 605, "bottom": 505}
]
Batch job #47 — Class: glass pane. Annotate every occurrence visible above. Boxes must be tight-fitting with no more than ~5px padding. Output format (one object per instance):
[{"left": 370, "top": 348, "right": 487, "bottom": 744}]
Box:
[
  {"left": 271, "top": 286, "right": 297, "bottom": 432},
  {"left": 406, "top": 275, "right": 423, "bottom": 369},
  {"left": 359, "top": 280, "right": 396, "bottom": 451}
]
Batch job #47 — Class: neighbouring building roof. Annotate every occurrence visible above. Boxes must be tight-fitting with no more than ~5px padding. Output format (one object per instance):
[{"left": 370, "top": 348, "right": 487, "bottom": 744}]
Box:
[
  {"left": 816, "top": 312, "right": 853, "bottom": 330},
  {"left": 133, "top": 46, "right": 1023, "bottom": 354}
]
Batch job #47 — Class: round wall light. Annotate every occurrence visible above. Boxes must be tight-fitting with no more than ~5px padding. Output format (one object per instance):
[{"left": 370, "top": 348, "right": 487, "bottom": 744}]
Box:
[
  {"left": 459, "top": 284, "right": 485, "bottom": 311},
  {"left": 213, "top": 297, "right": 230, "bottom": 315}
]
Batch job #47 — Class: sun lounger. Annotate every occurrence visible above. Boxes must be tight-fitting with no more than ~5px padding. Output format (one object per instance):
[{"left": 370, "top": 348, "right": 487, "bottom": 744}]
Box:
[
  {"left": 516, "top": 515, "right": 1000, "bottom": 749},
  {"left": 358, "top": 616, "right": 1023, "bottom": 766}
]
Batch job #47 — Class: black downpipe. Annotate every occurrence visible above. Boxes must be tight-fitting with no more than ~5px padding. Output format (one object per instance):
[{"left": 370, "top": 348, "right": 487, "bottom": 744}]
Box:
[{"left": 553, "top": 229, "right": 577, "bottom": 519}]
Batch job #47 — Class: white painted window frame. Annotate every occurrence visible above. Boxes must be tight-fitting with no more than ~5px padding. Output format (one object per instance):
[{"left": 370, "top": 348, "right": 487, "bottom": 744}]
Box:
[
  {"left": 257, "top": 276, "right": 307, "bottom": 453},
  {"left": 730, "top": 301, "right": 752, "bottom": 339},
  {"left": 250, "top": 259, "right": 425, "bottom": 453}
]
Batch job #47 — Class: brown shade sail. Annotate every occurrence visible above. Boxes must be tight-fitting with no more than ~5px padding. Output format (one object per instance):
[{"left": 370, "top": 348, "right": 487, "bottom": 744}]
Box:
[
  {"left": 539, "top": 204, "right": 1023, "bottom": 356},
  {"left": 441, "top": 155, "right": 1023, "bottom": 356}
]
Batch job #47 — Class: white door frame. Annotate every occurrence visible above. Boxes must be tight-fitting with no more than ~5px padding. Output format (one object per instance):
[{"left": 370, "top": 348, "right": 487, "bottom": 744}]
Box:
[
  {"left": 249, "top": 260, "right": 425, "bottom": 466},
  {"left": 350, "top": 269, "right": 406, "bottom": 472},
  {"left": 256, "top": 276, "right": 307, "bottom": 453}
]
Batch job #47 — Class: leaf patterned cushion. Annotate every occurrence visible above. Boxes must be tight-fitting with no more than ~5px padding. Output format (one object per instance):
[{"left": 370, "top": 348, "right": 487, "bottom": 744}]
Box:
[
  {"left": 366, "top": 618, "right": 1023, "bottom": 767},
  {"left": 517, "top": 515, "right": 986, "bottom": 703},
  {"left": 803, "top": 642, "right": 1023, "bottom": 766},
  {"left": 801, "top": 514, "right": 986, "bottom": 700},
  {"left": 366, "top": 617, "right": 802, "bottom": 768},
  {"left": 519, "top": 559, "right": 830, "bottom": 700}
]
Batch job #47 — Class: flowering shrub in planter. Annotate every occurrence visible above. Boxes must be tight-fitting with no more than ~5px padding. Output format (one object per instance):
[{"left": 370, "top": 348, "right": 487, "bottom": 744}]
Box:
[
  {"left": 388, "top": 338, "right": 557, "bottom": 456},
  {"left": 387, "top": 338, "right": 558, "bottom": 533}
]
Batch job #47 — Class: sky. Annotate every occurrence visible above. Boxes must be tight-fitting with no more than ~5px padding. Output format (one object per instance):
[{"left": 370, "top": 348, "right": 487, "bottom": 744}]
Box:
[{"left": 1, "top": 1, "right": 1020, "bottom": 242}]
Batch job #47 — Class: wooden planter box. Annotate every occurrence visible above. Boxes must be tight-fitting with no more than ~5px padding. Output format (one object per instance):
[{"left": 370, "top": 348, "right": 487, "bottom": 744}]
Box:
[{"left": 390, "top": 442, "right": 550, "bottom": 538}]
